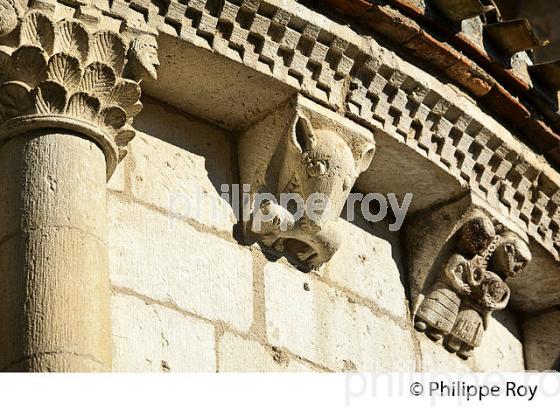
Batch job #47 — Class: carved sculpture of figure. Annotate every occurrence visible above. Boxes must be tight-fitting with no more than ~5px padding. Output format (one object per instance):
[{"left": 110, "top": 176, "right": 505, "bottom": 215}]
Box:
[
  {"left": 446, "top": 269, "right": 510, "bottom": 359},
  {"left": 127, "top": 34, "right": 160, "bottom": 82},
  {"left": 446, "top": 230, "right": 531, "bottom": 359},
  {"left": 251, "top": 114, "right": 375, "bottom": 269},
  {"left": 414, "top": 215, "right": 496, "bottom": 341},
  {"left": 490, "top": 231, "right": 533, "bottom": 279}
]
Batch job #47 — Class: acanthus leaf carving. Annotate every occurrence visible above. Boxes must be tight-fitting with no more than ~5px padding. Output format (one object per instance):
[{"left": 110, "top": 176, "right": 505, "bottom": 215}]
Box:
[
  {"left": 80, "top": 62, "right": 117, "bottom": 97},
  {"left": 20, "top": 11, "right": 55, "bottom": 53},
  {"left": 33, "top": 80, "right": 67, "bottom": 114},
  {"left": 54, "top": 20, "right": 90, "bottom": 62},
  {"left": 90, "top": 31, "right": 126, "bottom": 75},
  {"left": 46, "top": 53, "right": 83, "bottom": 93},
  {"left": 11, "top": 45, "right": 48, "bottom": 87},
  {"left": 0, "top": 5, "right": 160, "bottom": 178},
  {"left": 0, "top": 80, "right": 31, "bottom": 121},
  {"left": 65, "top": 92, "right": 100, "bottom": 120},
  {"left": 0, "top": 0, "right": 18, "bottom": 38},
  {"left": 99, "top": 105, "right": 127, "bottom": 131}
]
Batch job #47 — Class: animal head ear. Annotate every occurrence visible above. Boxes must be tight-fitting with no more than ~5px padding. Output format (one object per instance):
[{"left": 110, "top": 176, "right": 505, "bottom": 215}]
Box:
[
  {"left": 290, "top": 114, "right": 316, "bottom": 154},
  {"left": 356, "top": 141, "right": 376, "bottom": 173}
]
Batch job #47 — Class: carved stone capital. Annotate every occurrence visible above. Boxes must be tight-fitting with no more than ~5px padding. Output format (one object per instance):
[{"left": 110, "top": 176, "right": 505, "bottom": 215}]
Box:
[
  {"left": 239, "top": 96, "right": 375, "bottom": 269},
  {"left": 0, "top": 0, "right": 22, "bottom": 37},
  {"left": 407, "top": 196, "right": 532, "bottom": 358},
  {"left": 0, "top": 6, "right": 159, "bottom": 178}
]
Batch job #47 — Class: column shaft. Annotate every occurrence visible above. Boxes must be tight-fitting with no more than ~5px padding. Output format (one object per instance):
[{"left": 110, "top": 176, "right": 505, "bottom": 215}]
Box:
[{"left": 0, "top": 130, "right": 111, "bottom": 371}]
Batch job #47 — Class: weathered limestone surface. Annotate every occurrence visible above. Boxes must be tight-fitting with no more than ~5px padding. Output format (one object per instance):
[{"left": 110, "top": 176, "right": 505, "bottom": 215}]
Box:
[
  {"left": 417, "top": 334, "right": 473, "bottom": 372},
  {"left": 523, "top": 310, "right": 560, "bottom": 371},
  {"left": 264, "top": 262, "right": 416, "bottom": 371},
  {"left": 112, "top": 294, "right": 216, "bottom": 372},
  {"left": 143, "top": 33, "right": 295, "bottom": 130},
  {"left": 508, "top": 243, "right": 560, "bottom": 313},
  {"left": 106, "top": 111, "right": 420, "bottom": 371},
  {"left": 129, "top": 101, "right": 237, "bottom": 232},
  {"left": 218, "top": 332, "right": 313, "bottom": 372},
  {"left": 325, "top": 206, "right": 409, "bottom": 320},
  {"left": 109, "top": 197, "right": 254, "bottom": 334},
  {"left": 472, "top": 310, "right": 525, "bottom": 372}
]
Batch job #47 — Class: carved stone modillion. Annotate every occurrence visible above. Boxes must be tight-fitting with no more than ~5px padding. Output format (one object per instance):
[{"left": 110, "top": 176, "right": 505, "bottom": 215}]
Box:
[
  {"left": 414, "top": 214, "right": 532, "bottom": 358},
  {"left": 240, "top": 98, "right": 375, "bottom": 270}
]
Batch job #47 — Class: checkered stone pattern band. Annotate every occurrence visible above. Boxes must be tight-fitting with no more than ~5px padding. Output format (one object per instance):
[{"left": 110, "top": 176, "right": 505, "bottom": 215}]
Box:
[
  {"left": 153, "top": 0, "right": 360, "bottom": 109},
  {"left": 59, "top": 0, "right": 560, "bottom": 259},
  {"left": 348, "top": 65, "right": 560, "bottom": 259}
]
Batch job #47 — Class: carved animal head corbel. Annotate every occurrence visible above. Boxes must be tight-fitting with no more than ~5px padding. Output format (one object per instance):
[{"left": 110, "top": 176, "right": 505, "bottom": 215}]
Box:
[
  {"left": 240, "top": 98, "right": 375, "bottom": 270},
  {"left": 280, "top": 114, "right": 375, "bottom": 228}
]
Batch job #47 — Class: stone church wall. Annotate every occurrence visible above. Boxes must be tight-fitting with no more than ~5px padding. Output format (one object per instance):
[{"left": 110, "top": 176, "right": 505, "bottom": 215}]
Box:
[{"left": 107, "top": 100, "right": 525, "bottom": 372}]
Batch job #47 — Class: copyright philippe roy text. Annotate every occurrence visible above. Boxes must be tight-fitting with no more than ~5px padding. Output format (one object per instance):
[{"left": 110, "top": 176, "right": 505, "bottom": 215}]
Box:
[
  {"left": 345, "top": 371, "right": 560, "bottom": 405},
  {"left": 409, "top": 381, "right": 537, "bottom": 401}
]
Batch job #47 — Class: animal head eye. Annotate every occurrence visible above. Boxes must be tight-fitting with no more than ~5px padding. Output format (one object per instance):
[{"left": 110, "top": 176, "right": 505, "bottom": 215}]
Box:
[
  {"left": 306, "top": 159, "right": 327, "bottom": 177},
  {"left": 505, "top": 243, "right": 515, "bottom": 255}
]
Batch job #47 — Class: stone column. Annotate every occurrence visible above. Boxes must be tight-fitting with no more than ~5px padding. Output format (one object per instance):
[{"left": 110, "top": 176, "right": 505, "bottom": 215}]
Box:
[
  {"left": 0, "top": 130, "right": 109, "bottom": 371},
  {"left": 0, "top": 5, "right": 159, "bottom": 371}
]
